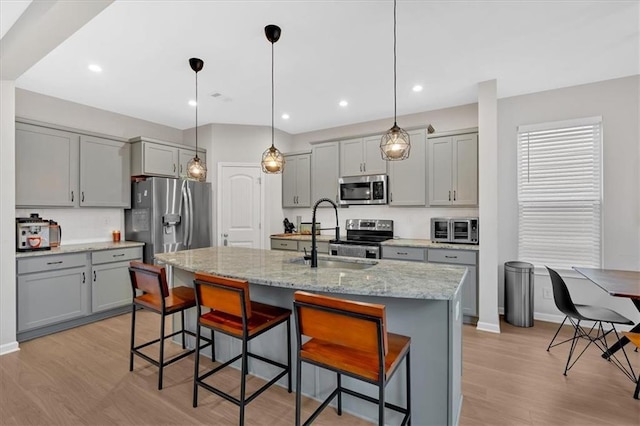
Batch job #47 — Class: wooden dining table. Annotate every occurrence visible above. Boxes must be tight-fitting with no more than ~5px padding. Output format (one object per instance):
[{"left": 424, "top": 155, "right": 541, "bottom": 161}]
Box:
[{"left": 573, "top": 267, "right": 640, "bottom": 357}]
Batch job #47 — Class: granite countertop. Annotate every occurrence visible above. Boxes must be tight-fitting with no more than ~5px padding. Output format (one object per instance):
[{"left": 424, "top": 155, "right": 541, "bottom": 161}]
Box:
[
  {"left": 15, "top": 241, "right": 145, "bottom": 258},
  {"left": 155, "top": 246, "right": 466, "bottom": 301},
  {"left": 382, "top": 238, "right": 480, "bottom": 251}
]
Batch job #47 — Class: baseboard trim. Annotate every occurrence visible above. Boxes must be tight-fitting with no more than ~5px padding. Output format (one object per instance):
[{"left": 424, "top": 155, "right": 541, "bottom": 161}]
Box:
[
  {"left": 476, "top": 321, "right": 501, "bottom": 333},
  {"left": 0, "top": 341, "right": 20, "bottom": 356}
]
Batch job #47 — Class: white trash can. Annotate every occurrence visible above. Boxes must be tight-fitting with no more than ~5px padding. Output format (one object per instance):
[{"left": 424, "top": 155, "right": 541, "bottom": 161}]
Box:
[{"left": 504, "top": 261, "right": 535, "bottom": 327}]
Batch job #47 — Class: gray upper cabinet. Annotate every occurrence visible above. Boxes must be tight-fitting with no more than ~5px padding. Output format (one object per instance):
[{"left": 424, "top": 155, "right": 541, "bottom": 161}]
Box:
[
  {"left": 80, "top": 136, "right": 130, "bottom": 207},
  {"left": 339, "top": 136, "right": 387, "bottom": 177},
  {"left": 388, "top": 129, "right": 426, "bottom": 206},
  {"left": 429, "top": 133, "right": 478, "bottom": 206},
  {"left": 16, "top": 123, "right": 79, "bottom": 207},
  {"left": 282, "top": 153, "right": 311, "bottom": 207},
  {"left": 311, "top": 142, "right": 339, "bottom": 204},
  {"left": 130, "top": 137, "right": 205, "bottom": 178}
]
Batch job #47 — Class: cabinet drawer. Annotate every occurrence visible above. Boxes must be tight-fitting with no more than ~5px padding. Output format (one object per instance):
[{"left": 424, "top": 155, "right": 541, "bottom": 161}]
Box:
[
  {"left": 428, "top": 249, "right": 476, "bottom": 265},
  {"left": 382, "top": 246, "right": 426, "bottom": 262},
  {"left": 18, "top": 253, "right": 87, "bottom": 275},
  {"left": 92, "top": 247, "right": 143, "bottom": 265},
  {"left": 270, "top": 239, "right": 298, "bottom": 251}
]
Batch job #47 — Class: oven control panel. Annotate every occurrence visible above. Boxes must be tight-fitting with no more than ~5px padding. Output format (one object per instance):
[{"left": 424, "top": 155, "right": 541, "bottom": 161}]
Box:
[{"left": 345, "top": 219, "right": 394, "bottom": 232}]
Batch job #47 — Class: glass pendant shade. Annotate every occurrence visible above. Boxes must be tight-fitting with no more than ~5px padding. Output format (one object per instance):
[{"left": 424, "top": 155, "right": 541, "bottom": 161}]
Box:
[
  {"left": 381, "top": 123, "right": 410, "bottom": 160},
  {"left": 187, "top": 156, "right": 207, "bottom": 181},
  {"left": 261, "top": 145, "right": 285, "bottom": 174}
]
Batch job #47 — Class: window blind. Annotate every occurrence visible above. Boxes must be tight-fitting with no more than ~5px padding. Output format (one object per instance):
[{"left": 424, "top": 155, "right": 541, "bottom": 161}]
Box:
[{"left": 517, "top": 118, "right": 602, "bottom": 269}]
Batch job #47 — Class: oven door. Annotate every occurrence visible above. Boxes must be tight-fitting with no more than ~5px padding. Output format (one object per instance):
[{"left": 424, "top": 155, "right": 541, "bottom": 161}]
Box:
[
  {"left": 430, "top": 218, "right": 451, "bottom": 242},
  {"left": 451, "top": 219, "right": 473, "bottom": 243},
  {"left": 329, "top": 243, "right": 380, "bottom": 259}
]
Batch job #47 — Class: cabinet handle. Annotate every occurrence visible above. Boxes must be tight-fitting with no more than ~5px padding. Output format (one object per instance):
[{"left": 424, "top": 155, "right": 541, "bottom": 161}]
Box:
[
  {"left": 445, "top": 255, "right": 458, "bottom": 259},
  {"left": 180, "top": 164, "right": 183, "bottom": 173},
  {"left": 359, "top": 163, "right": 363, "bottom": 172},
  {"left": 81, "top": 192, "right": 85, "bottom": 202},
  {"left": 47, "top": 261, "right": 63, "bottom": 265},
  {"left": 398, "top": 252, "right": 408, "bottom": 255},
  {"left": 93, "top": 271, "right": 97, "bottom": 282},
  {"left": 390, "top": 193, "right": 393, "bottom": 202},
  {"left": 82, "top": 272, "right": 86, "bottom": 284},
  {"left": 71, "top": 191, "right": 74, "bottom": 202},
  {"left": 174, "top": 164, "right": 176, "bottom": 172},
  {"left": 453, "top": 190, "right": 456, "bottom": 201},
  {"left": 363, "top": 163, "right": 366, "bottom": 172},
  {"left": 449, "top": 191, "right": 451, "bottom": 201},
  {"left": 112, "top": 253, "right": 125, "bottom": 257}
]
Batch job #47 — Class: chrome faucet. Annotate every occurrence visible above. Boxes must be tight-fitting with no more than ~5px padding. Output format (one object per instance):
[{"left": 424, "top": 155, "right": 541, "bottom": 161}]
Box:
[{"left": 310, "top": 198, "right": 340, "bottom": 268}]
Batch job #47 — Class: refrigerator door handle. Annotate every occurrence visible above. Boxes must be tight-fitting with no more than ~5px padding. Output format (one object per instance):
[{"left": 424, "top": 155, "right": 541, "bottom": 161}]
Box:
[
  {"left": 187, "top": 184, "right": 194, "bottom": 247},
  {"left": 181, "top": 183, "right": 190, "bottom": 247}
]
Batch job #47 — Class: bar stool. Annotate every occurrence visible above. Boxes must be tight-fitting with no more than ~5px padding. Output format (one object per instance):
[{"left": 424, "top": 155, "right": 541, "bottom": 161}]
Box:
[
  {"left": 128, "top": 261, "right": 211, "bottom": 390},
  {"left": 293, "top": 291, "right": 411, "bottom": 426},
  {"left": 192, "top": 272, "right": 292, "bottom": 425}
]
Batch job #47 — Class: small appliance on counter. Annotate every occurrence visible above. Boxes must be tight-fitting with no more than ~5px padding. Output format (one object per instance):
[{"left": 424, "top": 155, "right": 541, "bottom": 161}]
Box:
[
  {"left": 430, "top": 217, "right": 479, "bottom": 244},
  {"left": 16, "top": 213, "right": 51, "bottom": 252},
  {"left": 49, "top": 220, "right": 62, "bottom": 247}
]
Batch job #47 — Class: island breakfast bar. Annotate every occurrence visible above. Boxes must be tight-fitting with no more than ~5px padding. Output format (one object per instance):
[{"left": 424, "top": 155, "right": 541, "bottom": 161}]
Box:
[{"left": 155, "top": 246, "right": 467, "bottom": 425}]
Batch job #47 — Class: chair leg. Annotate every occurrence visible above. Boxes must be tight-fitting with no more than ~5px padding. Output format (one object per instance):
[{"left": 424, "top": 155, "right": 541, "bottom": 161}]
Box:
[
  {"left": 337, "top": 373, "right": 342, "bottom": 415},
  {"left": 295, "top": 356, "right": 302, "bottom": 426},
  {"left": 193, "top": 323, "right": 201, "bottom": 408},
  {"left": 563, "top": 319, "right": 581, "bottom": 376},
  {"left": 181, "top": 310, "right": 187, "bottom": 350},
  {"left": 406, "top": 349, "right": 412, "bottom": 426},
  {"left": 158, "top": 312, "right": 166, "bottom": 390},
  {"left": 378, "top": 377, "right": 385, "bottom": 426},
  {"left": 129, "top": 304, "right": 136, "bottom": 372},
  {"left": 239, "top": 338, "right": 248, "bottom": 426},
  {"left": 210, "top": 328, "right": 215, "bottom": 362},
  {"left": 634, "top": 378, "right": 640, "bottom": 399},
  {"left": 287, "top": 317, "right": 292, "bottom": 393},
  {"left": 547, "top": 316, "right": 568, "bottom": 351}
]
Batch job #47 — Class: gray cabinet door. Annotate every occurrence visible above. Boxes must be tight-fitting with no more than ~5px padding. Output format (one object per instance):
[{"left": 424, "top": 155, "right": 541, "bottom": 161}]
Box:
[
  {"left": 143, "top": 142, "right": 178, "bottom": 177},
  {"left": 339, "top": 138, "right": 364, "bottom": 177},
  {"left": 362, "top": 135, "right": 387, "bottom": 175},
  {"left": 312, "top": 142, "right": 339, "bottom": 204},
  {"left": 15, "top": 123, "right": 79, "bottom": 207},
  {"left": 428, "top": 136, "right": 453, "bottom": 205},
  {"left": 461, "top": 265, "right": 478, "bottom": 317},
  {"left": 80, "top": 136, "right": 130, "bottom": 207},
  {"left": 452, "top": 133, "right": 478, "bottom": 205},
  {"left": 17, "top": 265, "right": 89, "bottom": 331},
  {"left": 389, "top": 129, "right": 426, "bottom": 205},
  {"left": 91, "top": 261, "right": 133, "bottom": 313},
  {"left": 282, "top": 154, "right": 311, "bottom": 207}
]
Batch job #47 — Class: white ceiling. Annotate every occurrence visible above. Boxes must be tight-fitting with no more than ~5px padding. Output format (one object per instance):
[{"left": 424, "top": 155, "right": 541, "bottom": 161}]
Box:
[{"left": 8, "top": 0, "right": 640, "bottom": 135}]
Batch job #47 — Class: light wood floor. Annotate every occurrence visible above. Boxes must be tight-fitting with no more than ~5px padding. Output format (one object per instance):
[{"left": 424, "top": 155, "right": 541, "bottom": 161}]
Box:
[{"left": 1, "top": 312, "right": 639, "bottom": 425}]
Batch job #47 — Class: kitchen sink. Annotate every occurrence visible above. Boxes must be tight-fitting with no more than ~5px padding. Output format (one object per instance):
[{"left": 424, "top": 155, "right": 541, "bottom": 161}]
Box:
[{"left": 289, "top": 257, "right": 377, "bottom": 270}]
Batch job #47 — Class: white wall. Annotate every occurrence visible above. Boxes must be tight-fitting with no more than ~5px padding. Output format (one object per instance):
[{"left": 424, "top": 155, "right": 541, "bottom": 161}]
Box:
[
  {"left": 1, "top": 81, "right": 18, "bottom": 354},
  {"left": 498, "top": 75, "right": 640, "bottom": 324}
]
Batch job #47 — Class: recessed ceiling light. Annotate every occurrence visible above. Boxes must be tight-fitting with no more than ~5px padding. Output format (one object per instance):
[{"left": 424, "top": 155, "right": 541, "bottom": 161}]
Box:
[
  {"left": 188, "top": 100, "right": 197, "bottom": 107},
  {"left": 88, "top": 64, "right": 102, "bottom": 73},
  {"left": 412, "top": 85, "right": 423, "bottom": 92},
  {"left": 282, "top": 113, "right": 290, "bottom": 120},
  {"left": 339, "top": 100, "right": 348, "bottom": 107}
]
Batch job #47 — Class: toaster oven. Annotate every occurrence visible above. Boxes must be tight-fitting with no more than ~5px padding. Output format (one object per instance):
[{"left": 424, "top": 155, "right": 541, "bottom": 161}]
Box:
[{"left": 431, "top": 217, "right": 479, "bottom": 244}]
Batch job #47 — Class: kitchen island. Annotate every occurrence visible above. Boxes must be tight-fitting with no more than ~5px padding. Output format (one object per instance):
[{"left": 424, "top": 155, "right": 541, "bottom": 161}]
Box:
[{"left": 155, "top": 246, "right": 467, "bottom": 425}]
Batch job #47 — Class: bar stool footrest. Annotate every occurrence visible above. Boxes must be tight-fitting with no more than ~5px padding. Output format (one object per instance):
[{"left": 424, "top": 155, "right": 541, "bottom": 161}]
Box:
[{"left": 132, "top": 329, "right": 212, "bottom": 368}]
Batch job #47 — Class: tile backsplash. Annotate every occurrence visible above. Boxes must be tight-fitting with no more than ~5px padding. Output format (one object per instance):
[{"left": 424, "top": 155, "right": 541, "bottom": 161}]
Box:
[{"left": 15, "top": 208, "right": 124, "bottom": 245}]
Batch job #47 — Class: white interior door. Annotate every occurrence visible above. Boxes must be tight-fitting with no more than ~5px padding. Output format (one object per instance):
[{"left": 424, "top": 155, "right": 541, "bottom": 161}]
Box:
[{"left": 218, "top": 164, "right": 263, "bottom": 248}]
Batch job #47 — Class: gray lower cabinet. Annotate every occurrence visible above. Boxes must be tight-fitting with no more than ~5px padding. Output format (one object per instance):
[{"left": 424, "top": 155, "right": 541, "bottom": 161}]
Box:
[
  {"left": 17, "top": 253, "right": 90, "bottom": 332},
  {"left": 91, "top": 247, "right": 142, "bottom": 313},
  {"left": 382, "top": 245, "right": 478, "bottom": 321},
  {"left": 17, "top": 246, "right": 142, "bottom": 341},
  {"left": 270, "top": 238, "right": 328, "bottom": 254}
]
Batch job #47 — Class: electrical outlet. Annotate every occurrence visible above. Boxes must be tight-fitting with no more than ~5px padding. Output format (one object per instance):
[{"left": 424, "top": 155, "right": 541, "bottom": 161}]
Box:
[{"left": 543, "top": 287, "right": 553, "bottom": 300}]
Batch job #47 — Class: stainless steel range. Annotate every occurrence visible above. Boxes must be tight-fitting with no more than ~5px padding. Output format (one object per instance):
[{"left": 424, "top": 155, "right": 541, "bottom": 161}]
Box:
[{"left": 329, "top": 219, "right": 393, "bottom": 259}]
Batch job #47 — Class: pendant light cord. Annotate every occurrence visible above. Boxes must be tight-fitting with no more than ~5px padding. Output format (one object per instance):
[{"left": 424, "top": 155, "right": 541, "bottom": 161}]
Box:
[
  {"left": 393, "top": 0, "right": 397, "bottom": 125},
  {"left": 271, "top": 40, "right": 275, "bottom": 149},
  {"left": 195, "top": 68, "right": 199, "bottom": 154}
]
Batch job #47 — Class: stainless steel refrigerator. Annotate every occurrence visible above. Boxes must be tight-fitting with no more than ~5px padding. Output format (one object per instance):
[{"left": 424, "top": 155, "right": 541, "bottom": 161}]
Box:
[{"left": 124, "top": 177, "right": 211, "bottom": 264}]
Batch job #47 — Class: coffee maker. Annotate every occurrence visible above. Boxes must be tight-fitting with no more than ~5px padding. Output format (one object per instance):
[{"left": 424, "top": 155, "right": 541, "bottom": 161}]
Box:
[{"left": 16, "top": 213, "right": 51, "bottom": 252}]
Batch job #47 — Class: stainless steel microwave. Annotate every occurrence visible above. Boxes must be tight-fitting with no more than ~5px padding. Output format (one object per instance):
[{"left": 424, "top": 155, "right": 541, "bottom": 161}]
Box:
[
  {"left": 338, "top": 174, "right": 388, "bottom": 205},
  {"left": 431, "top": 217, "right": 479, "bottom": 244}
]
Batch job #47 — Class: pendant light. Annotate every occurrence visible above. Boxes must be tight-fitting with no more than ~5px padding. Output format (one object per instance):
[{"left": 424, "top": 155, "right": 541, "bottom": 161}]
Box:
[
  {"left": 261, "top": 24, "right": 285, "bottom": 174},
  {"left": 187, "top": 57, "right": 207, "bottom": 181},
  {"left": 380, "top": 0, "right": 410, "bottom": 161}
]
